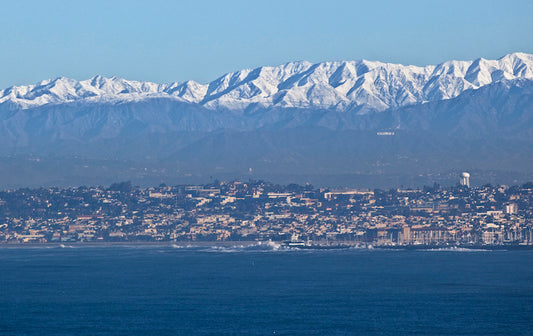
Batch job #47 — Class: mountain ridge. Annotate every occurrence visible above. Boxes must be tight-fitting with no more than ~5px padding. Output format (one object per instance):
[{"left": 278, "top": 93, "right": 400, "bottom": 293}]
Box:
[{"left": 2, "top": 52, "right": 532, "bottom": 113}]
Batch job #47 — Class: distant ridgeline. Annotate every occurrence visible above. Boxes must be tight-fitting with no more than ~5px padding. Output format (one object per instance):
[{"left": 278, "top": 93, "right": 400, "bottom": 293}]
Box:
[
  {"left": 0, "top": 53, "right": 532, "bottom": 187},
  {"left": 0, "top": 180, "right": 532, "bottom": 246}
]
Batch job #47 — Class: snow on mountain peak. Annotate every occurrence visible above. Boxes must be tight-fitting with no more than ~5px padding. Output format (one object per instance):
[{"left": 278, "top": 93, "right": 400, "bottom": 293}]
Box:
[{"left": 1, "top": 53, "right": 532, "bottom": 112}]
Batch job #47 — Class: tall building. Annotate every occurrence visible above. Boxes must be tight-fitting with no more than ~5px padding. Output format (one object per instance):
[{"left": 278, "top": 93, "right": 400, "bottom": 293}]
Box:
[
  {"left": 460, "top": 172, "right": 470, "bottom": 187},
  {"left": 402, "top": 225, "right": 411, "bottom": 244},
  {"left": 505, "top": 203, "right": 518, "bottom": 214}
]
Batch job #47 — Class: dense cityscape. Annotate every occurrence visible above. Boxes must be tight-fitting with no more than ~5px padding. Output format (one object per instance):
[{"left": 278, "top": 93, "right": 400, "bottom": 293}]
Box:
[{"left": 0, "top": 178, "right": 532, "bottom": 247}]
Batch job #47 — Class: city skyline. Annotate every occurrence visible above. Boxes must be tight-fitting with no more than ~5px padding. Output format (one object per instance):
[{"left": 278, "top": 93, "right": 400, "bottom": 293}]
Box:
[{"left": 1, "top": 179, "right": 531, "bottom": 246}]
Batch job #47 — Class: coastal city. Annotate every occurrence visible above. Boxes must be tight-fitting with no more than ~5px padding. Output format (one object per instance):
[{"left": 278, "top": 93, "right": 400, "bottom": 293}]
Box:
[{"left": 0, "top": 177, "right": 532, "bottom": 247}]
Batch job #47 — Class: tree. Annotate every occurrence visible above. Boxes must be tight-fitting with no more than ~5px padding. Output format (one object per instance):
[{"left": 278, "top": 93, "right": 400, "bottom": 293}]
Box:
[{"left": 109, "top": 181, "right": 132, "bottom": 193}]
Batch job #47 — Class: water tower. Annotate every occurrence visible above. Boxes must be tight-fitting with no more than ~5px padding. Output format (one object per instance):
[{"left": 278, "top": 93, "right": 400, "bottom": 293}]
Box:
[{"left": 460, "top": 172, "right": 470, "bottom": 188}]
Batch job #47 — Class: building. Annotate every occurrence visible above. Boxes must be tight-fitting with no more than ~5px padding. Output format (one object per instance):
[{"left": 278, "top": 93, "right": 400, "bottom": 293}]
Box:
[{"left": 460, "top": 172, "right": 470, "bottom": 188}]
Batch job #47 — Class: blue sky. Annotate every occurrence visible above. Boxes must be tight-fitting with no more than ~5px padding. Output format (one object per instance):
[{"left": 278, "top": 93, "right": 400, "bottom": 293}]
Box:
[{"left": 1, "top": 0, "right": 532, "bottom": 88}]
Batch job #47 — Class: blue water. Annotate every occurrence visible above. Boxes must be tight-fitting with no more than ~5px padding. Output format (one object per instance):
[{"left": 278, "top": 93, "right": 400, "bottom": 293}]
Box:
[{"left": 0, "top": 245, "right": 532, "bottom": 336}]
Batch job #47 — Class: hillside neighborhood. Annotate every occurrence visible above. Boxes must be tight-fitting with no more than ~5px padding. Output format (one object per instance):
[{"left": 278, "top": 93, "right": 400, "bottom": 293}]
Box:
[{"left": 0, "top": 180, "right": 531, "bottom": 247}]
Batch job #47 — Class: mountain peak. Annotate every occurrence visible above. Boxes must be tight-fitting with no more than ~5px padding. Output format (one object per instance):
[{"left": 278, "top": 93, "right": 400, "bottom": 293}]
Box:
[{"left": 1, "top": 53, "right": 532, "bottom": 112}]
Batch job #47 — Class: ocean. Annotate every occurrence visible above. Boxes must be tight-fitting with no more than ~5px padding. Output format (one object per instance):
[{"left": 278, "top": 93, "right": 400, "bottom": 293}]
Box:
[{"left": 0, "top": 243, "right": 532, "bottom": 335}]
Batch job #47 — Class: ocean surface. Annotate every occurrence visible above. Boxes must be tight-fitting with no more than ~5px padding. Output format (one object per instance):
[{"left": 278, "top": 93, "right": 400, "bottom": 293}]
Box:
[{"left": 0, "top": 243, "right": 532, "bottom": 336}]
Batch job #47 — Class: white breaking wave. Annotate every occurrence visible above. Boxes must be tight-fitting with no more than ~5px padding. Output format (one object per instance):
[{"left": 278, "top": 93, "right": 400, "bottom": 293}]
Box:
[
  {"left": 166, "top": 241, "right": 289, "bottom": 253},
  {"left": 421, "top": 247, "right": 491, "bottom": 252}
]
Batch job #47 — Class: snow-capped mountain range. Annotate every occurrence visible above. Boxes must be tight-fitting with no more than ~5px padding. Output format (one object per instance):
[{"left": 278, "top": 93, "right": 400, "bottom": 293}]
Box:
[
  {"left": 1, "top": 53, "right": 532, "bottom": 187},
  {"left": 2, "top": 52, "right": 533, "bottom": 113}
]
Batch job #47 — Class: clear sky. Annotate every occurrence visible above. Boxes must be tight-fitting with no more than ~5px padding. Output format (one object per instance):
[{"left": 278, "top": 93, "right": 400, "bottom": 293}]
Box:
[{"left": 1, "top": 0, "right": 532, "bottom": 88}]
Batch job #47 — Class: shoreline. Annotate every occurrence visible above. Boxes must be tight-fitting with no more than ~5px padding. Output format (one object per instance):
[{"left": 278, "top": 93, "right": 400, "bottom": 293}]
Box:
[
  {"left": 0, "top": 241, "right": 261, "bottom": 248},
  {"left": 0, "top": 240, "right": 532, "bottom": 250}
]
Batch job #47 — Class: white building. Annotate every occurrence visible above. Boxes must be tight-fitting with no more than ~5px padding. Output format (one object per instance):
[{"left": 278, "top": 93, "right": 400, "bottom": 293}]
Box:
[{"left": 460, "top": 172, "right": 470, "bottom": 187}]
